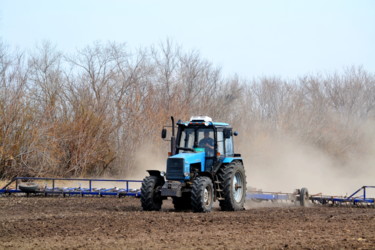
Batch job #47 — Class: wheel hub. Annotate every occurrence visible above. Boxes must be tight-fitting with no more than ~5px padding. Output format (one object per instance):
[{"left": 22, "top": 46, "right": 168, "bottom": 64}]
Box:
[
  {"left": 233, "top": 172, "right": 244, "bottom": 203},
  {"left": 204, "top": 187, "right": 209, "bottom": 204}
]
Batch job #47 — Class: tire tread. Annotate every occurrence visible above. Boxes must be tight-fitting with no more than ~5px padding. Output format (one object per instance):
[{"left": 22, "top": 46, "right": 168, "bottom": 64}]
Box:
[
  {"left": 141, "top": 176, "right": 163, "bottom": 211},
  {"left": 191, "top": 176, "right": 213, "bottom": 213}
]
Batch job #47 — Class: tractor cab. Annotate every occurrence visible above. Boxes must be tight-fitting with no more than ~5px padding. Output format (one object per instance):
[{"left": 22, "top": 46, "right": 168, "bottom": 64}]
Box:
[{"left": 172, "top": 116, "right": 236, "bottom": 174}]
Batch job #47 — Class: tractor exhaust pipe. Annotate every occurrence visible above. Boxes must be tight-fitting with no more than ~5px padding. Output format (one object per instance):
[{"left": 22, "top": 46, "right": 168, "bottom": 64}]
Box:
[{"left": 171, "top": 116, "right": 176, "bottom": 156}]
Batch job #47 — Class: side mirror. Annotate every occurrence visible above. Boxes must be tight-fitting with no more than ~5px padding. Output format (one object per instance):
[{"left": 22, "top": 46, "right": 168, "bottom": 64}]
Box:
[
  {"left": 224, "top": 128, "right": 232, "bottom": 139},
  {"left": 233, "top": 131, "right": 239, "bottom": 136},
  {"left": 161, "top": 128, "right": 167, "bottom": 139}
]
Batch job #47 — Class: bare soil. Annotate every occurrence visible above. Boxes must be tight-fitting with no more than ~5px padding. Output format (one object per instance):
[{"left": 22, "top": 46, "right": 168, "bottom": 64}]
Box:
[{"left": 0, "top": 196, "right": 374, "bottom": 249}]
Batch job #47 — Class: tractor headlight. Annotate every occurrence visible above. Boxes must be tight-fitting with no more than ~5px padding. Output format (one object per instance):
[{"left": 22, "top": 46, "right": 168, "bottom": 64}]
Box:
[{"left": 160, "top": 171, "right": 166, "bottom": 177}]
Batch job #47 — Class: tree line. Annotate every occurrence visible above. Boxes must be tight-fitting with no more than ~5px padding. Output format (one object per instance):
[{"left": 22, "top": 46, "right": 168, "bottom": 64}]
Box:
[{"left": 1, "top": 40, "right": 374, "bottom": 179}]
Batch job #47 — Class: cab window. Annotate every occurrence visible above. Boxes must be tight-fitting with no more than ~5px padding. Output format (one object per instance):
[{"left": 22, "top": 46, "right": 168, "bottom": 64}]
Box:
[
  {"left": 217, "top": 131, "right": 224, "bottom": 156},
  {"left": 178, "top": 128, "right": 194, "bottom": 149},
  {"left": 225, "top": 136, "right": 234, "bottom": 156}
]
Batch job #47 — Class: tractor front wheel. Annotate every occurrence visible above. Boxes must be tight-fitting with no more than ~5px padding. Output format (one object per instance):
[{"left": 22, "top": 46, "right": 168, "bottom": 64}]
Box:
[
  {"left": 191, "top": 176, "right": 213, "bottom": 212},
  {"left": 141, "top": 176, "right": 163, "bottom": 211}
]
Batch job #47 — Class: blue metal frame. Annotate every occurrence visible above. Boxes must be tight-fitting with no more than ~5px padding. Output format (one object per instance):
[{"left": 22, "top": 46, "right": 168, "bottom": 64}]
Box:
[
  {"left": 310, "top": 186, "right": 375, "bottom": 206},
  {"left": 247, "top": 192, "right": 292, "bottom": 201},
  {"left": 2, "top": 177, "right": 374, "bottom": 208},
  {"left": 246, "top": 186, "right": 375, "bottom": 206},
  {"left": 0, "top": 177, "right": 142, "bottom": 197}
]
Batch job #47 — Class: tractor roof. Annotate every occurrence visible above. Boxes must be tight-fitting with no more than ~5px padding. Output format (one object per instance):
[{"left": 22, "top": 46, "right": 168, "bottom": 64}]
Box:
[{"left": 177, "top": 116, "right": 230, "bottom": 127}]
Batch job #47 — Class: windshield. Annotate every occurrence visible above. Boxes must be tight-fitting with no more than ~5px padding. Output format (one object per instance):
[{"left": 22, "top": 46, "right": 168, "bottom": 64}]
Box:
[
  {"left": 178, "top": 128, "right": 214, "bottom": 156},
  {"left": 179, "top": 128, "right": 195, "bottom": 149}
]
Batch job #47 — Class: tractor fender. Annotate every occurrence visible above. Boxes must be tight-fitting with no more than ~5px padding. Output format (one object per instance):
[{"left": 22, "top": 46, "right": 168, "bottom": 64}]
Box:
[
  {"left": 145, "top": 170, "right": 166, "bottom": 199},
  {"left": 147, "top": 170, "right": 164, "bottom": 179},
  {"left": 222, "top": 157, "right": 243, "bottom": 164}
]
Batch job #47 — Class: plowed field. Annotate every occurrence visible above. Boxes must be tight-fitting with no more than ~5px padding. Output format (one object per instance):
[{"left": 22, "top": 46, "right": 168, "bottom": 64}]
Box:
[{"left": 1, "top": 196, "right": 374, "bottom": 249}]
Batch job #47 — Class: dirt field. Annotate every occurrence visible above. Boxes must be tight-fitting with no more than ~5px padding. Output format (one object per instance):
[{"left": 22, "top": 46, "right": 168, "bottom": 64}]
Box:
[{"left": 0, "top": 196, "right": 374, "bottom": 249}]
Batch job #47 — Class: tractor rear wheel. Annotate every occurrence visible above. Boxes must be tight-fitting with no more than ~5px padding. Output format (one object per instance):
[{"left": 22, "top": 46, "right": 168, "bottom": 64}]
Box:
[
  {"left": 141, "top": 176, "right": 163, "bottom": 211},
  {"left": 218, "top": 161, "right": 247, "bottom": 211},
  {"left": 191, "top": 176, "right": 213, "bottom": 212}
]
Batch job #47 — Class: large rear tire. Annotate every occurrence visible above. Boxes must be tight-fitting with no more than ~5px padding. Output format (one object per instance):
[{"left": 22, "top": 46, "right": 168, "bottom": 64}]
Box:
[
  {"left": 191, "top": 176, "right": 213, "bottom": 213},
  {"left": 141, "top": 176, "right": 164, "bottom": 211},
  {"left": 218, "top": 161, "right": 247, "bottom": 211}
]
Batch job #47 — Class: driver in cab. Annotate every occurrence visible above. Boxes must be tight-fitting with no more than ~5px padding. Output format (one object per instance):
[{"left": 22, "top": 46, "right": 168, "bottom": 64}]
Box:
[{"left": 199, "top": 131, "right": 214, "bottom": 156}]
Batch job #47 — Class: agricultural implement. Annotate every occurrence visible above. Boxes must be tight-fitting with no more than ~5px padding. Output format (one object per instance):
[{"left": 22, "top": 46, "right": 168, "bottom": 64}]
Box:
[
  {"left": 309, "top": 186, "right": 375, "bottom": 207},
  {"left": 247, "top": 186, "right": 375, "bottom": 207},
  {"left": 0, "top": 177, "right": 141, "bottom": 197},
  {"left": 1, "top": 177, "right": 373, "bottom": 208},
  {"left": 247, "top": 187, "right": 310, "bottom": 206}
]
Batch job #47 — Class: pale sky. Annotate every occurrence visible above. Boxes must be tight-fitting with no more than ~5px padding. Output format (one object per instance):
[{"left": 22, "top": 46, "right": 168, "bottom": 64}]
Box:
[{"left": 1, "top": 0, "right": 374, "bottom": 79}]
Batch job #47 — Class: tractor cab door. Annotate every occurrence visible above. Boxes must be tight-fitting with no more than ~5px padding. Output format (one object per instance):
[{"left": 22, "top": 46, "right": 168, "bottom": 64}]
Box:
[{"left": 196, "top": 128, "right": 216, "bottom": 171}]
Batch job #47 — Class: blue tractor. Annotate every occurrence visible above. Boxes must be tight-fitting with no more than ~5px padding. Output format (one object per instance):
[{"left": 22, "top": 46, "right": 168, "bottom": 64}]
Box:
[{"left": 141, "top": 116, "right": 246, "bottom": 212}]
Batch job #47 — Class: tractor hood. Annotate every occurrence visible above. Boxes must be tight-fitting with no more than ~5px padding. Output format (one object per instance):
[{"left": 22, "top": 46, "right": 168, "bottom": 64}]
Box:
[
  {"left": 169, "top": 151, "right": 206, "bottom": 165},
  {"left": 167, "top": 152, "right": 206, "bottom": 180}
]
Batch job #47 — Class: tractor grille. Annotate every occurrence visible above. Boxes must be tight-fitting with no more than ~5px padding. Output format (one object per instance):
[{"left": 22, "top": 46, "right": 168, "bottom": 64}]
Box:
[{"left": 166, "top": 158, "right": 185, "bottom": 180}]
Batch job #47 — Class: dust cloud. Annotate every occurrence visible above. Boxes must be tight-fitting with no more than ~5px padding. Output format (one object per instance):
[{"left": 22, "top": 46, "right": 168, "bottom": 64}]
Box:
[
  {"left": 119, "top": 120, "right": 375, "bottom": 198},
  {"left": 239, "top": 120, "right": 375, "bottom": 197},
  {"left": 82, "top": 145, "right": 167, "bottom": 189},
  {"left": 126, "top": 144, "right": 167, "bottom": 180}
]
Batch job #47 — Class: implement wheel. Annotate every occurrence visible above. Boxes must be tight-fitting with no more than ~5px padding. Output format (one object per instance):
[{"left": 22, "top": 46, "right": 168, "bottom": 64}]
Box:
[
  {"left": 141, "top": 176, "right": 163, "bottom": 211},
  {"left": 218, "top": 161, "right": 247, "bottom": 211},
  {"left": 19, "top": 182, "right": 38, "bottom": 193},
  {"left": 300, "top": 187, "right": 309, "bottom": 207},
  {"left": 191, "top": 176, "right": 213, "bottom": 213}
]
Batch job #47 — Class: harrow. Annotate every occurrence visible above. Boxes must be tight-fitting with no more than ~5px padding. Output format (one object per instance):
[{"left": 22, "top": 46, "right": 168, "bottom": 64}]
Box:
[
  {"left": 1, "top": 177, "right": 374, "bottom": 208},
  {"left": 247, "top": 187, "right": 310, "bottom": 206},
  {"left": 0, "top": 177, "right": 141, "bottom": 197},
  {"left": 247, "top": 186, "right": 375, "bottom": 207},
  {"left": 309, "top": 186, "right": 375, "bottom": 207}
]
